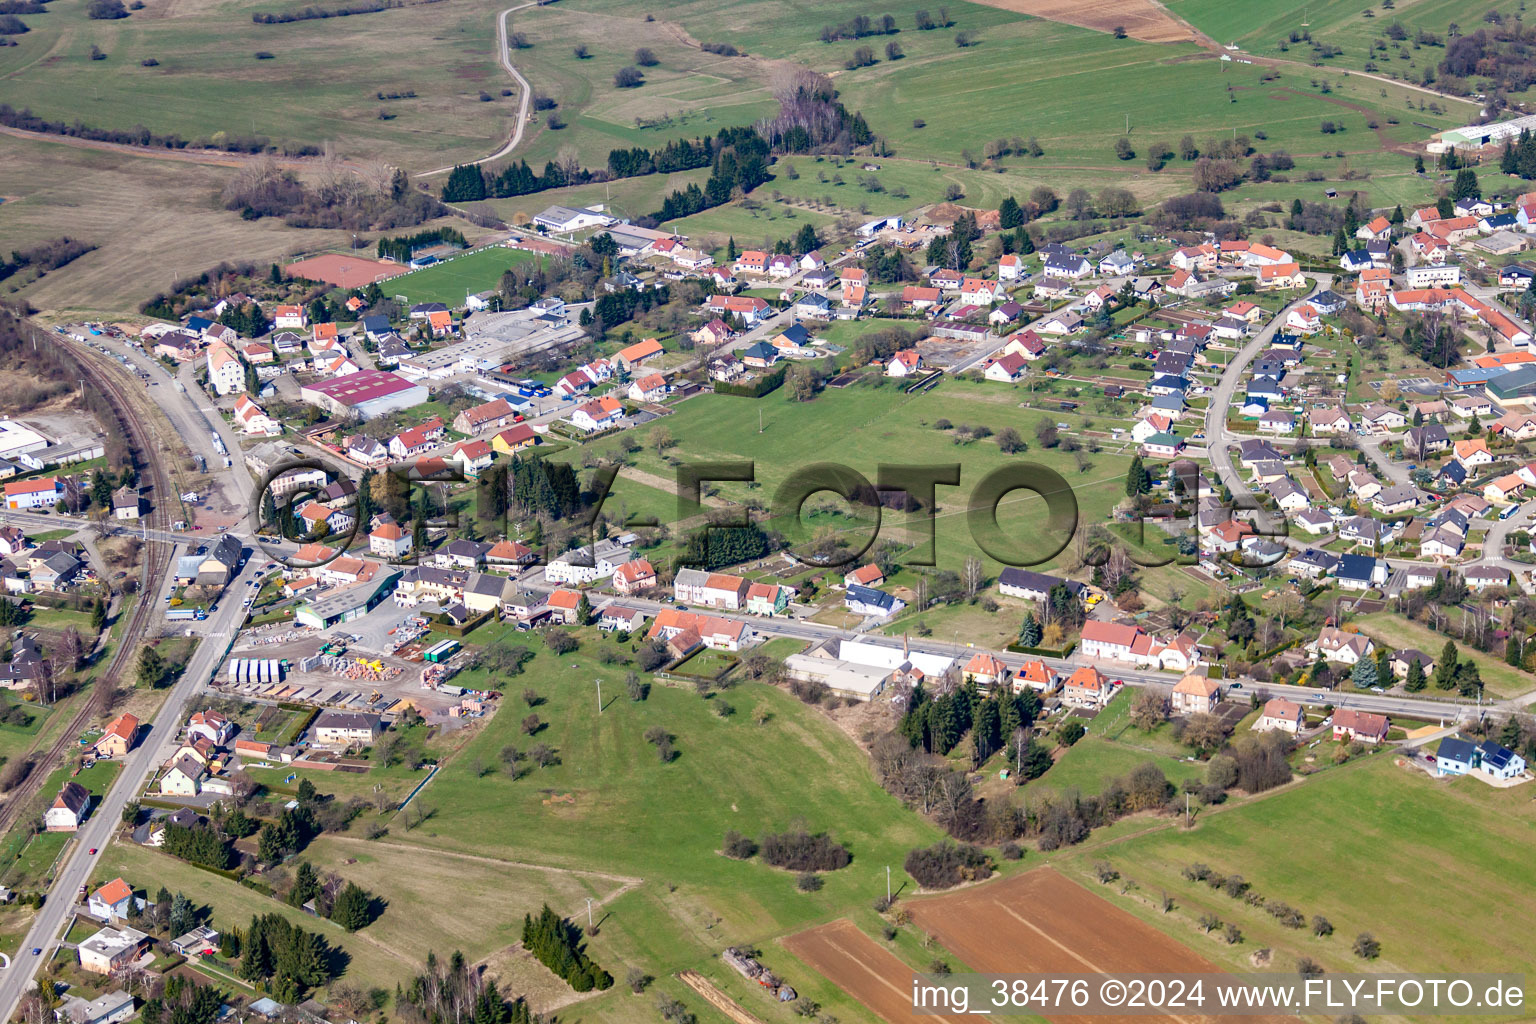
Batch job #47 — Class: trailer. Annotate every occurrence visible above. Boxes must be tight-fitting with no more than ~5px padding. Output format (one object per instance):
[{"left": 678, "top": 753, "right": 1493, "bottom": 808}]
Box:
[
  {"left": 423, "top": 640, "right": 460, "bottom": 664},
  {"left": 167, "top": 607, "right": 207, "bottom": 621}
]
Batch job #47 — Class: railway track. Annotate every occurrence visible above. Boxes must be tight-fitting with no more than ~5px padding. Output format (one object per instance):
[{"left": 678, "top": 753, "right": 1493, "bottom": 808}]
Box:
[{"left": 0, "top": 328, "right": 175, "bottom": 840}]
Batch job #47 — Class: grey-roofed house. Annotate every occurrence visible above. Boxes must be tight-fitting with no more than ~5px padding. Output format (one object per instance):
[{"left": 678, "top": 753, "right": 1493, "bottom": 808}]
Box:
[
  {"left": 1287, "top": 548, "right": 1338, "bottom": 579},
  {"left": 1435, "top": 736, "right": 1477, "bottom": 776},
  {"left": 1336, "top": 553, "right": 1388, "bottom": 590},
  {"left": 845, "top": 584, "right": 904, "bottom": 617},
  {"left": 532, "top": 205, "right": 616, "bottom": 233},
  {"left": 32, "top": 551, "right": 83, "bottom": 590}
]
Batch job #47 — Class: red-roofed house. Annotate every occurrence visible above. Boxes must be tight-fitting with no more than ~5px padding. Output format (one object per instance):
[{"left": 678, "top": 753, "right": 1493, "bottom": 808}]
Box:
[
  {"left": 628, "top": 373, "right": 668, "bottom": 402},
  {"left": 985, "top": 352, "right": 1028, "bottom": 383},
  {"left": 571, "top": 395, "right": 624, "bottom": 433},
  {"left": 613, "top": 558, "right": 657, "bottom": 595},
  {"left": 1062, "top": 666, "right": 1111, "bottom": 708},
  {"left": 887, "top": 350, "right": 923, "bottom": 377},
  {"left": 844, "top": 563, "right": 884, "bottom": 588}
]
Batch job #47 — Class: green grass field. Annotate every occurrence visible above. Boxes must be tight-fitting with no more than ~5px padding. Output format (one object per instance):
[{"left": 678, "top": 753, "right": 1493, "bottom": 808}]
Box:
[
  {"left": 1036, "top": 689, "right": 1208, "bottom": 795},
  {"left": 1057, "top": 756, "right": 1536, "bottom": 979},
  {"left": 1354, "top": 611, "right": 1535, "bottom": 700},
  {"left": 368, "top": 648, "right": 940, "bottom": 1019},
  {"left": 385, "top": 247, "right": 542, "bottom": 307},
  {"left": 562, "top": 374, "right": 1131, "bottom": 577}
]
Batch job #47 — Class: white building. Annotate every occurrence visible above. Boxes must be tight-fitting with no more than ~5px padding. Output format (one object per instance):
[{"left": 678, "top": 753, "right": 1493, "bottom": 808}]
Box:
[{"left": 205, "top": 342, "right": 246, "bottom": 396}]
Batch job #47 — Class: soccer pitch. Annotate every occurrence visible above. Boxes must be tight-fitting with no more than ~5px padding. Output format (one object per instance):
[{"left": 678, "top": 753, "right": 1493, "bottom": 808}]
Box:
[{"left": 386, "top": 246, "right": 543, "bottom": 307}]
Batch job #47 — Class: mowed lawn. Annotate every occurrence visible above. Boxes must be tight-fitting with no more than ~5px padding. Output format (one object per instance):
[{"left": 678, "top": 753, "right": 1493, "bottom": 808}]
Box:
[
  {"left": 600, "top": 377, "right": 1131, "bottom": 576},
  {"left": 386, "top": 247, "right": 542, "bottom": 307},
  {"left": 1354, "top": 611, "right": 1535, "bottom": 700},
  {"left": 1034, "top": 690, "right": 1207, "bottom": 796},
  {"left": 383, "top": 663, "right": 943, "bottom": 984},
  {"left": 1055, "top": 756, "right": 1536, "bottom": 977}
]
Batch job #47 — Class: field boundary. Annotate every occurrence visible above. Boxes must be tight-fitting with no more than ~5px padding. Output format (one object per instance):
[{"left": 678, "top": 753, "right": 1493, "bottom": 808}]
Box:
[{"left": 676, "top": 970, "right": 768, "bottom": 1024}]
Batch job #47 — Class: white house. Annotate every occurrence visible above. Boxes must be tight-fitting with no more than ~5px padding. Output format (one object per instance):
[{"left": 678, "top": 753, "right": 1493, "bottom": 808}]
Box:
[{"left": 205, "top": 342, "right": 246, "bottom": 396}]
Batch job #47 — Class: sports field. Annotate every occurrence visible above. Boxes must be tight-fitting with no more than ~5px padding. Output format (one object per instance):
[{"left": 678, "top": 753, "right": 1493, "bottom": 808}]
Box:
[
  {"left": 1056, "top": 756, "right": 1536, "bottom": 977},
  {"left": 383, "top": 246, "right": 543, "bottom": 306}
]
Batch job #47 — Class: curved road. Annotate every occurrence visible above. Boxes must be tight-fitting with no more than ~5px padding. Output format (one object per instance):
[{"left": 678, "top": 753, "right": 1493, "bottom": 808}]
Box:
[{"left": 420, "top": 1, "right": 538, "bottom": 177}]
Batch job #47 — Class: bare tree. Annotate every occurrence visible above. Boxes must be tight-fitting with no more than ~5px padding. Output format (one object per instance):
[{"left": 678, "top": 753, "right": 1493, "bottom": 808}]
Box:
[{"left": 963, "top": 556, "right": 983, "bottom": 599}]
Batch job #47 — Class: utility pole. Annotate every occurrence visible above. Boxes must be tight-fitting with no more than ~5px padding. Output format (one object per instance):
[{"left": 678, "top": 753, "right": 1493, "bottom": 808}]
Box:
[
  {"left": 886, "top": 865, "right": 891, "bottom": 903},
  {"left": 596, "top": 677, "right": 602, "bottom": 714},
  {"left": 585, "top": 897, "right": 595, "bottom": 931}
]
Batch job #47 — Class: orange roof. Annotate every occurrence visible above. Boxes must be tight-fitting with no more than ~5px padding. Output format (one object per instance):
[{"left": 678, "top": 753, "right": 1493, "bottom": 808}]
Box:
[
  {"left": 292, "top": 543, "right": 337, "bottom": 563},
  {"left": 1018, "top": 660, "right": 1055, "bottom": 684},
  {"left": 1065, "top": 666, "right": 1106, "bottom": 690},
  {"left": 1081, "top": 620, "right": 1141, "bottom": 648},
  {"left": 427, "top": 310, "right": 452, "bottom": 328},
  {"left": 1172, "top": 674, "right": 1220, "bottom": 697},
  {"left": 705, "top": 572, "right": 745, "bottom": 591},
  {"left": 615, "top": 559, "right": 655, "bottom": 583},
  {"left": 313, "top": 322, "right": 338, "bottom": 340},
  {"left": 847, "top": 564, "right": 883, "bottom": 586},
  {"left": 1473, "top": 351, "right": 1536, "bottom": 369},
  {"left": 1364, "top": 216, "right": 1390, "bottom": 233},
  {"left": 1455, "top": 439, "right": 1490, "bottom": 459},
  {"left": 964, "top": 652, "right": 1007, "bottom": 677},
  {"left": 4, "top": 477, "right": 59, "bottom": 496},
  {"left": 453, "top": 439, "right": 492, "bottom": 459},
  {"left": 103, "top": 713, "right": 139, "bottom": 741},
  {"left": 547, "top": 589, "right": 581, "bottom": 610},
  {"left": 634, "top": 372, "right": 667, "bottom": 392},
  {"left": 93, "top": 878, "right": 133, "bottom": 907},
  {"left": 372, "top": 522, "right": 405, "bottom": 540},
  {"left": 616, "top": 338, "right": 664, "bottom": 363},
  {"left": 1248, "top": 243, "right": 1290, "bottom": 262},
  {"left": 1259, "top": 262, "right": 1301, "bottom": 279}
]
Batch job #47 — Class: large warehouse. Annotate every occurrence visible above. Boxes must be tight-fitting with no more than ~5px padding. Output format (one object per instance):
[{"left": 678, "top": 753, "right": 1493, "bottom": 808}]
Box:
[{"left": 299, "top": 371, "right": 428, "bottom": 420}]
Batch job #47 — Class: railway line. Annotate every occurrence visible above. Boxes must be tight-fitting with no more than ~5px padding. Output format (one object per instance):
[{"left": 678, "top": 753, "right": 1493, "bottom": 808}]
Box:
[{"left": 0, "top": 327, "right": 175, "bottom": 839}]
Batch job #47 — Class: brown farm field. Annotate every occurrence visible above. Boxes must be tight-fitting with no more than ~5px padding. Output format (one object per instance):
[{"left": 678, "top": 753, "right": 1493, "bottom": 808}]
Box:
[
  {"left": 966, "top": 0, "right": 1199, "bottom": 44},
  {"left": 781, "top": 918, "right": 981, "bottom": 1024},
  {"left": 905, "top": 868, "right": 1283, "bottom": 1024}
]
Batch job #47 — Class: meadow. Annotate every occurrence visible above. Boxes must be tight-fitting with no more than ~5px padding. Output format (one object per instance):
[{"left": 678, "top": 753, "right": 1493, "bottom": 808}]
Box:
[
  {"left": 550, "top": 372, "right": 1135, "bottom": 578},
  {"left": 1354, "top": 610, "right": 1533, "bottom": 700},
  {"left": 1056, "top": 756, "right": 1536, "bottom": 977},
  {"left": 0, "top": 0, "right": 509, "bottom": 167}
]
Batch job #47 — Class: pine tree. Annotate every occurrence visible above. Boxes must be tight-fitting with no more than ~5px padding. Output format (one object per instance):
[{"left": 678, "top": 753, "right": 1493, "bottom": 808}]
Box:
[
  {"left": 1404, "top": 658, "right": 1426, "bottom": 692},
  {"left": 90, "top": 597, "right": 107, "bottom": 633},
  {"left": 1451, "top": 167, "right": 1480, "bottom": 201},
  {"left": 1390, "top": 204, "right": 1404, "bottom": 225},
  {"left": 170, "top": 892, "right": 193, "bottom": 936},
  {"left": 998, "top": 195, "right": 1023, "bottom": 229},
  {"left": 1506, "top": 636, "right": 1522, "bottom": 667},
  {"left": 1351, "top": 657, "right": 1377, "bottom": 690},
  {"left": 330, "top": 882, "right": 371, "bottom": 932},
  {"left": 1125, "top": 455, "right": 1150, "bottom": 497},
  {"left": 1019, "top": 613, "right": 1042, "bottom": 647},
  {"left": 289, "top": 861, "right": 321, "bottom": 907},
  {"left": 1433, "top": 640, "right": 1458, "bottom": 690},
  {"left": 726, "top": 236, "right": 737, "bottom": 261}
]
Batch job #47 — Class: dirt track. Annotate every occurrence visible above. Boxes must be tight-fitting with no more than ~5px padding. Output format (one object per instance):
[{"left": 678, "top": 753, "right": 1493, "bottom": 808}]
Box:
[
  {"left": 676, "top": 971, "right": 768, "bottom": 1024},
  {"left": 905, "top": 868, "right": 1284, "bottom": 1024},
  {"left": 781, "top": 919, "right": 981, "bottom": 1024}
]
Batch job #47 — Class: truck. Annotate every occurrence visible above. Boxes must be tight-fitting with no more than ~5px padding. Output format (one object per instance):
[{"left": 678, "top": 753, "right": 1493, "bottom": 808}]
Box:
[{"left": 166, "top": 607, "right": 207, "bottom": 622}]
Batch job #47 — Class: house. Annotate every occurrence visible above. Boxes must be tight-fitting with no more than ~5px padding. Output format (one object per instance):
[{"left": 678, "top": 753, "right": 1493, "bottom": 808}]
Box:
[
  {"left": 1132, "top": 414, "right": 1174, "bottom": 443},
  {"left": 77, "top": 926, "right": 149, "bottom": 975},
  {"left": 1374, "top": 484, "right": 1418, "bottom": 515},
  {"left": 1098, "top": 250, "right": 1134, "bottom": 276},
  {"left": 984, "top": 353, "right": 1028, "bottom": 383},
  {"left": 1333, "top": 709, "right": 1389, "bottom": 744},
  {"left": 1436, "top": 736, "right": 1479, "bottom": 776},
  {"left": 87, "top": 879, "right": 135, "bottom": 922},
  {"left": 233, "top": 395, "right": 282, "bottom": 437},
  {"left": 1310, "top": 626, "right": 1374, "bottom": 665},
  {"left": 5, "top": 477, "right": 61, "bottom": 510},
  {"left": 1061, "top": 666, "right": 1111, "bottom": 708},
  {"left": 1142, "top": 432, "right": 1185, "bottom": 458},
  {"left": 93, "top": 713, "right": 139, "bottom": 758},
  {"left": 740, "top": 341, "right": 779, "bottom": 369},
  {"left": 962, "top": 652, "right": 1010, "bottom": 690},
  {"left": 1476, "top": 740, "right": 1527, "bottom": 779},
  {"left": 1258, "top": 409, "right": 1296, "bottom": 434},
  {"left": 1170, "top": 244, "right": 1217, "bottom": 272},
  {"left": 1339, "top": 250, "right": 1374, "bottom": 273},
  {"left": 1336, "top": 552, "right": 1389, "bottom": 590},
  {"left": 745, "top": 582, "right": 792, "bottom": 616},
  {"left": 733, "top": 250, "right": 769, "bottom": 275},
  {"left": 628, "top": 373, "right": 668, "bottom": 403},
  {"left": 312, "top": 710, "right": 381, "bottom": 748},
  {"left": 490, "top": 423, "right": 539, "bottom": 456},
  {"left": 612, "top": 558, "right": 656, "bottom": 595},
  {"left": 1044, "top": 254, "right": 1091, "bottom": 278},
  {"left": 187, "top": 709, "right": 235, "bottom": 745},
  {"left": 707, "top": 294, "right": 771, "bottom": 325},
  {"left": 598, "top": 604, "right": 648, "bottom": 632},
  {"left": 844, "top": 563, "right": 885, "bottom": 589},
  {"left": 1464, "top": 565, "right": 1510, "bottom": 591},
  {"left": 989, "top": 301, "right": 1024, "bottom": 326},
  {"left": 647, "top": 608, "right": 749, "bottom": 652},
  {"left": 1254, "top": 698, "right": 1304, "bottom": 734},
  {"left": 795, "top": 292, "right": 832, "bottom": 319},
  {"left": 450, "top": 439, "right": 494, "bottom": 476},
  {"left": 1014, "top": 660, "right": 1058, "bottom": 694},
  {"left": 1356, "top": 216, "right": 1392, "bottom": 240},
  {"left": 45, "top": 781, "right": 90, "bottom": 831},
  {"left": 56, "top": 990, "right": 136, "bottom": 1024},
  {"left": 1256, "top": 262, "right": 1306, "bottom": 290},
  {"left": 1485, "top": 473, "right": 1526, "bottom": 503},
  {"left": 1002, "top": 330, "right": 1045, "bottom": 361},
  {"left": 170, "top": 926, "right": 221, "bottom": 957},
  {"left": 1454, "top": 438, "right": 1494, "bottom": 468},
  {"left": 883, "top": 349, "right": 925, "bottom": 379},
  {"left": 369, "top": 522, "right": 412, "bottom": 560},
  {"left": 453, "top": 398, "right": 516, "bottom": 435},
  {"left": 1285, "top": 305, "right": 1321, "bottom": 334},
  {"left": 614, "top": 337, "right": 664, "bottom": 371},
  {"left": 1287, "top": 548, "right": 1338, "bottom": 580},
  {"left": 160, "top": 754, "right": 204, "bottom": 797},
  {"left": 1406, "top": 423, "right": 1450, "bottom": 455},
  {"left": 1079, "top": 619, "right": 1141, "bottom": 661},
  {"left": 1309, "top": 407, "right": 1352, "bottom": 435},
  {"left": 1170, "top": 673, "right": 1222, "bottom": 715},
  {"left": 845, "top": 584, "right": 904, "bottom": 617},
  {"left": 571, "top": 396, "right": 624, "bottom": 433},
  {"left": 959, "top": 278, "right": 998, "bottom": 305},
  {"left": 1389, "top": 649, "right": 1433, "bottom": 680},
  {"left": 998, "top": 254, "right": 1027, "bottom": 281},
  {"left": 273, "top": 304, "right": 307, "bottom": 329}
]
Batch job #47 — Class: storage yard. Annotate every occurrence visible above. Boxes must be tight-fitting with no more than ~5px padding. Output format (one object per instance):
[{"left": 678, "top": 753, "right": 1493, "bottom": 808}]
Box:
[{"left": 211, "top": 618, "right": 488, "bottom": 718}]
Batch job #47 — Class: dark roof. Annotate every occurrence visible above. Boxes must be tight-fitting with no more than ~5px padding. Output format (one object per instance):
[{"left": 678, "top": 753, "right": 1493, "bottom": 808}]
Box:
[
  {"left": 780, "top": 323, "right": 812, "bottom": 346},
  {"left": 846, "top": 584, "right": 897, "bottom": 610},
  {"left": 1478, "top": 741, "right": 1519, "bottom": 770},
  {"left": 1438, "top": 460, "right": 1467, "bottom": 484},
  {"left": 1437, "top": 736, "right": 1477, "bottom": 765},
  {"left": 1336, "top": 553, "right": 1377, "bottom": 581}
]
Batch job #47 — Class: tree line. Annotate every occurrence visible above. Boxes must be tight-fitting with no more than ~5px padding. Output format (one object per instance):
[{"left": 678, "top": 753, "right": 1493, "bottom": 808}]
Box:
[
  {"left": 376, "top": 227, "right": 466, "bottom": 262},
  {"left": 523, "top": 904, "right": 613, "bottom": 992},
  {"left": 252, "top": 0, "right": 445, "bottom": 23}
]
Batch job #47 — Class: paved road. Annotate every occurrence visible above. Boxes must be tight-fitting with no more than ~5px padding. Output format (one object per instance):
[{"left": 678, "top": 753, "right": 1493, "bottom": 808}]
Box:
[
  {"left": 1203, "top": 274, "right": 1330, "bottom": 529},
  {"left": 0, "top": 538, "right": 261, "bottom": 1021}
]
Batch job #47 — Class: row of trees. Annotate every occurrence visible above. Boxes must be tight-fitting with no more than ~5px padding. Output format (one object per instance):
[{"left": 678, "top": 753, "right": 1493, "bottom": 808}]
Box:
[{"left": 522, "top": 905, "right": 613, "bottom": 992}]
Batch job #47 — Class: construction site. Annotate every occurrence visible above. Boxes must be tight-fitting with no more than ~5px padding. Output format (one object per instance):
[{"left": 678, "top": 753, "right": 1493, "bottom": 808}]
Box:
[{"left": 209, "top": 614, "right": 489, "bottom": 719}]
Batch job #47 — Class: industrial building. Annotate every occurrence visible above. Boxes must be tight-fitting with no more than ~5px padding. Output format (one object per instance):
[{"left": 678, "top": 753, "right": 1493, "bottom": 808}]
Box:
[{"left": 300, "top": 371, "right": 429, "bottom": 420}]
